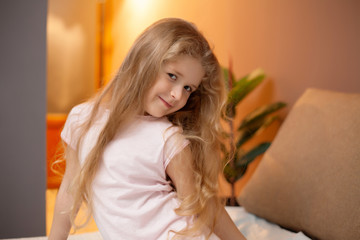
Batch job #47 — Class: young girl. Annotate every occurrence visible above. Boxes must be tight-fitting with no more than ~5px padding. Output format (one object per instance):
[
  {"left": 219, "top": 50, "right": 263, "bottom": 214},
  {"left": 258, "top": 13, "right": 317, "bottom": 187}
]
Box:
[{"left": 49, "top": 18, "right": 246, "bottom": 240}]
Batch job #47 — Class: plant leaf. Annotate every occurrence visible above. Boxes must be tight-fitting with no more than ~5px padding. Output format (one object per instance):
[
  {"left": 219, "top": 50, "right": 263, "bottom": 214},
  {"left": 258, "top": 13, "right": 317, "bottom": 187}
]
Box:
[
  {"left": 222, "top": 67, "right": 235, "bottom": 91},
  {"left": 236, "top": 115, "right": 280, "bottom": 148},
  {"left": 223, "top": 163, "right": 237, "bottom": 184},
  {"left": 234, "top": 165, "right": 247, "bottom": 181},
  {"left": 232, "top": 74, "right": 248, "bottom": 89},
  {"left": 235, "top": 142, "right": 271, "bottom": 167},
  {"left": 236, "top": 124, "right": 260, "bottom": 149},
  {"left": 238, "top": 101, "right": 286, "bottom": 130},
  {"left": 252, "top": 115, "right": 279, "bottom": 135},
  {"left": 226, "top": 68, "right": 266, "bottom": 116}
]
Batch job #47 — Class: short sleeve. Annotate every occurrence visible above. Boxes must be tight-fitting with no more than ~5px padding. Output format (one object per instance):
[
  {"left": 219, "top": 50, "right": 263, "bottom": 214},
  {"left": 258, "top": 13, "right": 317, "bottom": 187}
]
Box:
[
  {"left": 61, "top": 103, "right": 91, "bottom": 150},
  {"left": 163, "top": 127, "right": 190, "bottom": 169}
]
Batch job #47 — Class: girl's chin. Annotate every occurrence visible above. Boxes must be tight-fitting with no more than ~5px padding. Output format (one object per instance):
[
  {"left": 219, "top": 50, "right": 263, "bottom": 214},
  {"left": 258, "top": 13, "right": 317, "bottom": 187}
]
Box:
[{"left": 143, "top": 111, "right": 165, "bottom": 118}]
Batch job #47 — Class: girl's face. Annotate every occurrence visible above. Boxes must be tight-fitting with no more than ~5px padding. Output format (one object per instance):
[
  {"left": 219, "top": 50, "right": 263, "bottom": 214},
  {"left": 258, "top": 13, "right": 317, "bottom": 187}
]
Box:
[{"left": 144, "top": 55, "right": 204, "bottom": 118}]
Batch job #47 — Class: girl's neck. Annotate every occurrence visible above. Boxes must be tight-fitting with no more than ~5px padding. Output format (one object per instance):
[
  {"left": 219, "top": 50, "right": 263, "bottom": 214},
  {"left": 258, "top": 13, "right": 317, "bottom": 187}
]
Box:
[{"left": 137, "top": 114, "right": 161, "bottom": 121}]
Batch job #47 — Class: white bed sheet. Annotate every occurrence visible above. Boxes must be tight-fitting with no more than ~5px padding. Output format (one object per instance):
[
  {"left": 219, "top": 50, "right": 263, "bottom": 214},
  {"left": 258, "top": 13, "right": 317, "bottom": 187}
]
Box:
[
  {"left": 226, "top": 206, "right": 311, "bottom": 240},
  {"left": 2, "top": 207, "right": 311, "bottom": 240}
]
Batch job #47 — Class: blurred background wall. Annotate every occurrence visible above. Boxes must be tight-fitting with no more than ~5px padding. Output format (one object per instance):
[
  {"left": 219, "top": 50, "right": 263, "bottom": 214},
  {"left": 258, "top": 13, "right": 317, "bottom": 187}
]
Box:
[
  {"left": 103, "top": 0, "right": 360, "bottom": 111},
  {"left": 0, "top": 0, "right": 47, "bottom": 238},
  {"left": 47, "top": 0, "right": 97, "bottom": 113}
]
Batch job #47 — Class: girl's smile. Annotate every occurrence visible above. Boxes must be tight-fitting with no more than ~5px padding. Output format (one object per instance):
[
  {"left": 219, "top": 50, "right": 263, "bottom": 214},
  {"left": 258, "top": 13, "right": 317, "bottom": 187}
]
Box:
[
  {"left": 159, "top": 96, "right": 173, "bottom": 108},
  {"left": 144, "top": 55, "right": 204, "bottom": 117}
]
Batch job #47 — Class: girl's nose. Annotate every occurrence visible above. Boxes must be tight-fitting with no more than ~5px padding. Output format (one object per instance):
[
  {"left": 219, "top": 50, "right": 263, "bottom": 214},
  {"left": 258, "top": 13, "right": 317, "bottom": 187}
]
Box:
[{"left": 170, "top": 88, "right": 182, "bottom": 100}]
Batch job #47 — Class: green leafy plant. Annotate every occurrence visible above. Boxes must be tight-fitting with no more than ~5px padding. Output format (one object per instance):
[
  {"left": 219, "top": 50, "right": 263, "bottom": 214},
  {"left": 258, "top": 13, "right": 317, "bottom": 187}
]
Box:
[{"left": 221, "top": 67, "right": 286, "bottom": 206}]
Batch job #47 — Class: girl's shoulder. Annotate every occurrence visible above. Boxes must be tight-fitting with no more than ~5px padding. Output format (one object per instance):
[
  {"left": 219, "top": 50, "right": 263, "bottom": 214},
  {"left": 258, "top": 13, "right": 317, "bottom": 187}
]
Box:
[
  {"left": 67, "top": 102, "right": 94, "bottom": 118},
  {"left": 66, "top": 101, "right": 106, "bottom": 125},
  {"left": 61, "top": 102, "right": 100, "bottom": 148}
]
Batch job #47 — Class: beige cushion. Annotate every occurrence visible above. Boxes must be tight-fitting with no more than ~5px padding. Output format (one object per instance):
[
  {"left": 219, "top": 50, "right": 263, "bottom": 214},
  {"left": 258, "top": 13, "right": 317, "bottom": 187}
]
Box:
[{"left": 238, "top": 88, "right": 360, "bottom": 240}]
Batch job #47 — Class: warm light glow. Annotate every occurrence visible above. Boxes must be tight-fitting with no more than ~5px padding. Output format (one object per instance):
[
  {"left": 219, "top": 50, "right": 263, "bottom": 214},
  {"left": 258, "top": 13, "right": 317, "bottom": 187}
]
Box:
[
  {"left": 125, "top": 0, "right": 151, "bottom": 16},
  {"left": 47, "top": 13, "right": 86, "bottom": 111},
  {"left": 108, "top": 0, "right": 159, "bottom": 78}
]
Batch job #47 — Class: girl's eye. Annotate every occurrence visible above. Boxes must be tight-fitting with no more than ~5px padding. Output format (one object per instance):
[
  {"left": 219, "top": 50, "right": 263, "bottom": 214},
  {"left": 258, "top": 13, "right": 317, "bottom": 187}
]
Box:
[
  {"left": 184, "top": 86, "right": 192, "bottom": 92},
  {"left": 168, "top": 73, "right": 177, "bottom": 80}
]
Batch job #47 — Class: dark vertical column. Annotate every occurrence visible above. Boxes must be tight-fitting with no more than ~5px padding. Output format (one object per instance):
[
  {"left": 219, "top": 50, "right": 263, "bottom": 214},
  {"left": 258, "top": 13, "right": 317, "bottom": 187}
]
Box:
[{"left": 0, "top": 0, "right": 47, "bottom": 237}]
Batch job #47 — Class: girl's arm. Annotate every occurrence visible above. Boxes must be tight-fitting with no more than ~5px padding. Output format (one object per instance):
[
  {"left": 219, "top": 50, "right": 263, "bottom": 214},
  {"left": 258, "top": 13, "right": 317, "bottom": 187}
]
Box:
[
  {"left": 166, "top": 146, "right": 247, "bottom": 240},
  {"left": 213, "top": 207, "right": 247, "bottom": 240},
  {"left": 48, "top": 146, "right": 80, "bottom": 240}
]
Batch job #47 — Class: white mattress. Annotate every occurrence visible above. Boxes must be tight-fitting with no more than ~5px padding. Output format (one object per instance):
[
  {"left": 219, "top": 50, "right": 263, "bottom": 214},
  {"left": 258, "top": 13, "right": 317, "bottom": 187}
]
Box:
[
  {"left": 1, "top": 207, "right": 311, "bottom": 240},
  {"left": 226, "top": 206, "right": 310, "bottom": 240}
]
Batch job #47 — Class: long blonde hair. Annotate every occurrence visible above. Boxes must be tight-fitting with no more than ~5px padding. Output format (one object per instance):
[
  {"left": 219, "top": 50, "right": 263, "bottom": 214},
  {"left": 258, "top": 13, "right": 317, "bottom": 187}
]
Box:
[{"left": 67, "top": 18, "right": 226, "bottom": 238}]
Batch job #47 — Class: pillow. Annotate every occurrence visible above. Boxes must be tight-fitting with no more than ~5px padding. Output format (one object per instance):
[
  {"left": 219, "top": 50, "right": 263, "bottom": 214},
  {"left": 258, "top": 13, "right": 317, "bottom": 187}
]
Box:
[{"left": 238, "top": 88, "right": 360, "bottom": 240}]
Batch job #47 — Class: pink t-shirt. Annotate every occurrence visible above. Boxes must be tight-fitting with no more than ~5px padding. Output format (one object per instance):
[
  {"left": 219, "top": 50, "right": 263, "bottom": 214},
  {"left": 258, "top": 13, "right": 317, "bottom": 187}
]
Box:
[{"left": 61, "top": 103, "right": 219, "bottom": 240}]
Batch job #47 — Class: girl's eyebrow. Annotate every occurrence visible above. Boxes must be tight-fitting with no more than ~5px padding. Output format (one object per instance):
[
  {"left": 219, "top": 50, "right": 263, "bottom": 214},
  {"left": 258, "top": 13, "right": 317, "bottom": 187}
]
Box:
[{"left": 173, "top": 70, "right": 183, "bottom": 78}]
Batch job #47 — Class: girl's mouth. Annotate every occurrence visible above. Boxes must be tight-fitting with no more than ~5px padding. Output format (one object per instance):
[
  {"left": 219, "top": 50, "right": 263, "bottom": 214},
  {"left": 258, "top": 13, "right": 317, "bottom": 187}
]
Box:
[{"left": 158, "top": 96, "right": 172, "bottom": 108}]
